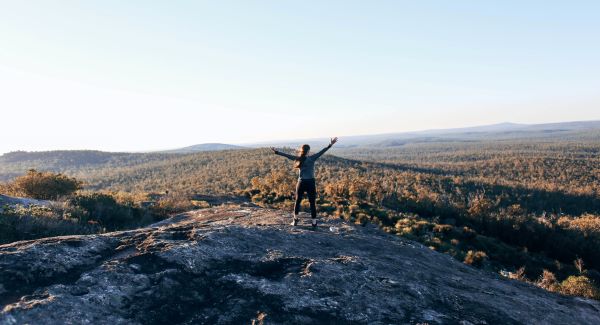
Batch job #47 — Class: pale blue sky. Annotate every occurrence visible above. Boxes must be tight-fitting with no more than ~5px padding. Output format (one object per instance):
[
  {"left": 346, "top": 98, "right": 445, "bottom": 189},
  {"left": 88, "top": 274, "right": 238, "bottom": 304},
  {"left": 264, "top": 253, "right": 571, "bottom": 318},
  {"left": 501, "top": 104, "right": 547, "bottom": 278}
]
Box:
[{"left": 1, "top": 1, "right": 599, "bottom": 153}]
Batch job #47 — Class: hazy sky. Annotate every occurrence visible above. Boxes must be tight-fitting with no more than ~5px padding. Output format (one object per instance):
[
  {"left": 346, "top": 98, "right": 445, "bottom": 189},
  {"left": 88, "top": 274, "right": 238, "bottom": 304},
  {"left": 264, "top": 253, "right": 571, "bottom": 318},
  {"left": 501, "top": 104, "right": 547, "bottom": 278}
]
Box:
[{"left": 1, "top": 1, "right": 599, "bottom": 153}]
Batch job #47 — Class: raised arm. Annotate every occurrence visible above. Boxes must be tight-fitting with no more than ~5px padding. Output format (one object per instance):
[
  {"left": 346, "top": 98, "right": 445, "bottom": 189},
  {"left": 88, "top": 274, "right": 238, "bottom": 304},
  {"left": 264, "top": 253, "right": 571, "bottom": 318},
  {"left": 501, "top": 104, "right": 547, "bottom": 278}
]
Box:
[
  {"left": 270, "top": 147, "right": 297, "bottom": 160},
  {"left": 311, "top": 137, "right": 338, "bottom": 160}
]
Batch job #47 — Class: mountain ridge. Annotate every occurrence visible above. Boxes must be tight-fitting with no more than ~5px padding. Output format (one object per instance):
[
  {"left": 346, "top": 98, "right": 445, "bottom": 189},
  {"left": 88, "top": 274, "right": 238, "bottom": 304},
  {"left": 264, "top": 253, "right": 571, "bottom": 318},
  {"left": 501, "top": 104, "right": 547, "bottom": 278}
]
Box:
[
  {"left": 2, "top": 120, "right": 598, "bottom": 157},
  {"left": 160, "top": 143, "right": 246, "bottom": 154},
  {"left": 243, "top": 120, "right": 600, "bottom": 148}
]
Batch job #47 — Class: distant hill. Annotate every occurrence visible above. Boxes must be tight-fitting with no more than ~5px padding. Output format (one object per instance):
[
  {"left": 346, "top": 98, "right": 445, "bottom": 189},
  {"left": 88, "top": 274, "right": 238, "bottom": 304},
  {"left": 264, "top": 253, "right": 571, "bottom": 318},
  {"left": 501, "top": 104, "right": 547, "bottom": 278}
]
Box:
[
  {"left": 0, "top": 145, "right": 244, "bottom": 182},
  {"left": 250, "top": 120, "right": 600, "bottom": 148},
  {"left": 0, "top": 120, "right": 598, "bottom": 182},
  {"left": 162, "top": 143, "right": 246, "bottom": 153},
  {"left": 0, "top": 150, "right": 174, "bottom": 182}
]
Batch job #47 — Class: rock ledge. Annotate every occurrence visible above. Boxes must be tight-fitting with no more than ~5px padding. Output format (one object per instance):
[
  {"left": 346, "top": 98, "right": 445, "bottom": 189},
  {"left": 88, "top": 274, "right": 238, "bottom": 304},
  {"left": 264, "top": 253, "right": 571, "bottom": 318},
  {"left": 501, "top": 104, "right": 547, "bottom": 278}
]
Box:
[{"left": 1, "top": 206, "right": 599, "bottom": 324}]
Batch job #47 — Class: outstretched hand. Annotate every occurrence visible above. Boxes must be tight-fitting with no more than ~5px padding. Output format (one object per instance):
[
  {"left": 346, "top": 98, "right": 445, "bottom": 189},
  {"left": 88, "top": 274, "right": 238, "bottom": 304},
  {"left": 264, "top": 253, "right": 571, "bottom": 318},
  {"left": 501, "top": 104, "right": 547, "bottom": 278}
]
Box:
[{"left": 329, "top": 137, "right": 338, "bottom": 147}]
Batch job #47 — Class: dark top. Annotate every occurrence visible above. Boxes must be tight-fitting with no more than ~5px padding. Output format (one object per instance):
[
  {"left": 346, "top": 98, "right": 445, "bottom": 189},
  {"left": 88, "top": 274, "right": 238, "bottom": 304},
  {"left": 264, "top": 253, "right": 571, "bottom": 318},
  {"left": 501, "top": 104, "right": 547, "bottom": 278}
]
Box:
[{"left": 274, "top": 146, "right": 331, "bottom": 180}]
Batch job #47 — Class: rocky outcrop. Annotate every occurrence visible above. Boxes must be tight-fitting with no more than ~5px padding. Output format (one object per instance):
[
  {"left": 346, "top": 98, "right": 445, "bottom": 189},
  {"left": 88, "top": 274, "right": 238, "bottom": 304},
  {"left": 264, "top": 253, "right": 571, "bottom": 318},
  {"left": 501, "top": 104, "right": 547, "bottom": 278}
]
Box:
[
  {"left": 0, "top": 195, "right": 50, "bottom": 209},
  {"left": 1, "top": 206, "right": 599, "bottom": 324}
]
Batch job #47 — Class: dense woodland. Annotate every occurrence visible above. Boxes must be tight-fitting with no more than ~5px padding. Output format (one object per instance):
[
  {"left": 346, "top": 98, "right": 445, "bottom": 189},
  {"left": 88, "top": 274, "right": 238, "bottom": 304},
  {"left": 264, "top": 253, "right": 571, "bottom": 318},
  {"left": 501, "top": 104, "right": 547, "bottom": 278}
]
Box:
[{"left": 1, "top": 138, "right": 599, "bottom": 299}]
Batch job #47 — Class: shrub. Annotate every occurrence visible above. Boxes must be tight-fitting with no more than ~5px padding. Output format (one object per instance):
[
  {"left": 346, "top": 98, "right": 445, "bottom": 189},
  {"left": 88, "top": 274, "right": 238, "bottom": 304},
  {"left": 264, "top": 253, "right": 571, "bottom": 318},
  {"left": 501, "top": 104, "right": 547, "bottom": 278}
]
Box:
[
  {"left": 318, "top": 203, "right": 336, "bottom": 214},
  {"left": 537, "top": 270, "right": 560, "bottom": 292},
  {"left": 509, "top": 267, "right": 528, "bottom": 282},
  {"left": 464, "top": 250, "right": 488, "bottom": 267},
  {"left": 69, "top": 193, "right": 148, "bottom": 230},
  {"left": 191, "top": 200, "right": 211, "bottom": 209},
  {"left": 0, "top": 205, "right": 100, "bottom": 244},
  {"left": 560, "top": 214, "right": 600, "bottom": 237},
  {"left": 433, "top": 224, "right": 453, "bottom": 235},
  {"left": 559, "top": 276, "right": 600, "bottom": 300},
  {"left": 10, "top": 169, "right": 81, "bottom": 200},
  {"left": 151, "top": 193, "right": 196, "bottom": 216},
  {"left": 355, "top": 213, "right": 370, "bottom": 226},
  {"left": 0, "top": 192, "right": 166, "bottom": 244},
  {"left": 468, "top": 193, "right": 493, "bottom": 218},
  {"left": 412, "top": 220, "right": 432, "bottom": 235},
  {"left": 461, "top": 227, "right": 477, "bottom": 240}
]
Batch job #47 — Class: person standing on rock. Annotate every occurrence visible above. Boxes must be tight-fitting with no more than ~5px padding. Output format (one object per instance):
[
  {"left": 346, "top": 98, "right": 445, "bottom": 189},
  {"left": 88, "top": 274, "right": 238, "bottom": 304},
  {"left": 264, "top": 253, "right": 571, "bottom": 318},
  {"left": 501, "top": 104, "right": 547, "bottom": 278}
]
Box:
[{"left": 270, "top": 137, "right": 338, "bottom": 228}]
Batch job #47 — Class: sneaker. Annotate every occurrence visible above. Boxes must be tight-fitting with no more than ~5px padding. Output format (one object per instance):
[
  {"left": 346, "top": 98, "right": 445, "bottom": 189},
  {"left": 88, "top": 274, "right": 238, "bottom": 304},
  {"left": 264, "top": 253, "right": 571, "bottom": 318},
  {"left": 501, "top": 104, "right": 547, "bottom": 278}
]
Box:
[
  {"left": 290, "top": 218, "right": 299, "bottom": 226},
  {"left": 311, "top": 219, "right": 317, "bottom": 229}
]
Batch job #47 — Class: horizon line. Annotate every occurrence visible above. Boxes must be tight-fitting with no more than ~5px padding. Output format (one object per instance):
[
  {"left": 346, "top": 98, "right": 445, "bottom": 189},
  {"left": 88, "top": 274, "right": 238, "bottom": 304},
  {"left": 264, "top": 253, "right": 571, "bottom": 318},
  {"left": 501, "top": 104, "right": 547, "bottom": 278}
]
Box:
[{"left": 2, "top": 118, "right": 599, "bottom": 155}]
